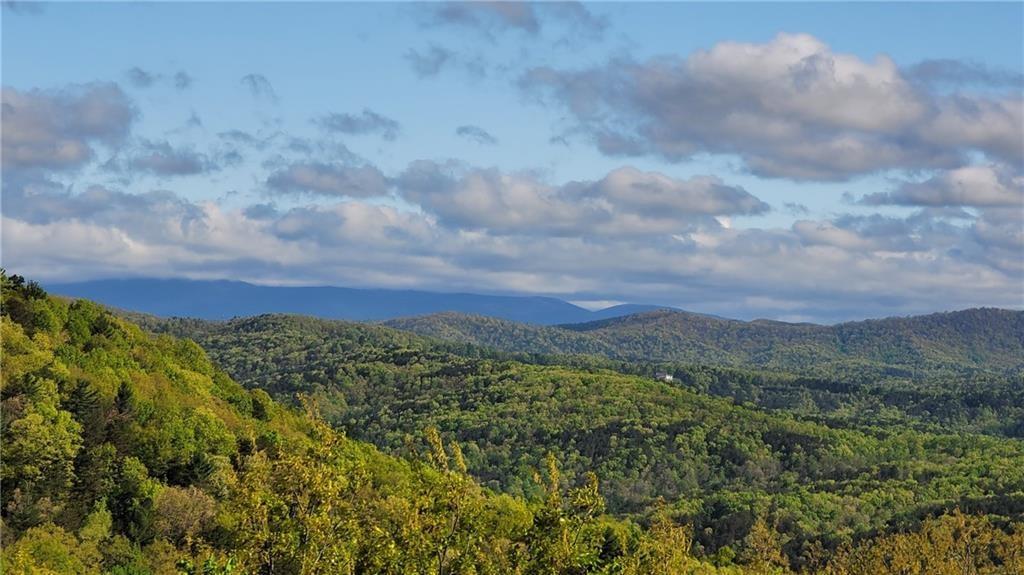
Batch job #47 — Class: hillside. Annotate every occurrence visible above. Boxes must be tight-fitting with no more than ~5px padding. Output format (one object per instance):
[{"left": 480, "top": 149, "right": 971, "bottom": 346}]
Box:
[
  {"left": 6, "top": 276, "right": 1024, "bottom": 572},
  {"left": 2, "top": 274, "right": 744, "bottom": 574},
  {"left": 141, "top": 312, "right": 1024, "bottom": 568},
  {"left": 145, "top": 313, "right": 1024, "bottom": 438},
  {"left": 45, "top": 278, "right": 673, "bottom": 325},
  {"left": 386, "top": 308, "right": 1024, "bottom": 373}
]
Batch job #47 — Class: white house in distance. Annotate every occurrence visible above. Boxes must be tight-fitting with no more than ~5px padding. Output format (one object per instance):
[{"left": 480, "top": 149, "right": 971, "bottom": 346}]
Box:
[{"left": 655, "top": 372, "right": 674, "bottom": 382}]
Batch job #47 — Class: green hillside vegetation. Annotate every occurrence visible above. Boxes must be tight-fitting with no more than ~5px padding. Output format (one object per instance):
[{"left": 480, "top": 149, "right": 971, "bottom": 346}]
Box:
[
  {"left": 4, "top": 274, "right": 759, "bottom": 574},
  {"left": 6, "top": 276, "right": 1023, "bottom": 573},
  {"left": 136, "top": 313, "right": 1024, "bottom": 570},
  {"left": 137, "top": 314, "right": 1024, "bottom": 438},
  {"left": 382, "top": 311, "right": 1024, "bottom": 437},
  {"left": 384, "top": 308, "right": 1024, "bottom": 374}
]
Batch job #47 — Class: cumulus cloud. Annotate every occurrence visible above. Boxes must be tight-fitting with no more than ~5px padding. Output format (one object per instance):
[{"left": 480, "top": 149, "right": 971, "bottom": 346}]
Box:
[
  {"left": 3, "top": 44, "right": 1019, "bottom": 322},
  {"left": 5, "top": 180, "right": 1019, "bottom": 321},
  {"left": 918, "top": 96, "right": 1023, "bottom": 167},
  {"left": 2, "top": 150, "right": 1019, "bottom": 320},
  {"left": 862, "top": 164, "right": 1024, "bottom": 207},
  {"left": 791, "top": 212, "right": 965, "bottom": 255},
  {"left": 3, "top": 180, "right": 206, "bottom": 243},
  {"left": 854, "top": 163, "right": 1024, "bottom": 277},
  {"left": 316, "top": 109, "right": 401, "bottom": 140},
  {"left": 455, "top": 124, "right": 498, "bottom": 145},
  {"left": 397, "top": 161, "right": 767, "bottom": 236},
  {"left": 592, "top": 168, "right": 769, "bottom": 217},
  {"left": 1, "top": 83, "right": 136, "bottom": 171},
  {"left": 522, "top": 33, "right": 1024, "bottom": 180},
  {"left": 266, "top": 162, "right": 390, "bottom": 198},
  {"left": 972, "top": 206, "right": 1024, "bottom": 265}
]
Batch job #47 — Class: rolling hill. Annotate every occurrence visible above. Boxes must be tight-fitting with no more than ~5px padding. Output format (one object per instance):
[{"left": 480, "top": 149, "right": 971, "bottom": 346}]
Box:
[
  {"left": 385, "top": 307, "right": 1024, "bottom": 373},
  {"left": 8, "top": 273, "right": 1024, "bottom": 572},
  {"left": 135, "top": 310, "right": 1024, "bottom": 568},
  {"left": 2, "top": 273, "right": 735, "bottom": 574}
]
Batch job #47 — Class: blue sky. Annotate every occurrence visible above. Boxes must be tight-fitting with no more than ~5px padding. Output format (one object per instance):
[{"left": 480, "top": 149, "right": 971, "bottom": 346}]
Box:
[{"left": 3, "top": 2, "right": 1022, "bottom": 322}]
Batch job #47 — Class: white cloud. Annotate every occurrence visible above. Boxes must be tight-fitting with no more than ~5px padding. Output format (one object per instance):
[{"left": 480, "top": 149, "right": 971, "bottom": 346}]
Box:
[
  {"left": 4, "top": 173, "right": 1020, "bottom": 322},
  {"left": 1, "top": 83, "right": 135, "bottom": 171},
  {"left": 397, "top": 162, "right": 767, "bottom": 237},
  {"left": 522, "top": 33, "right": 1023, "bottom": 180},
  {"left": 3, "top": 67, "right": 1020, "bottom": 322},
  {"left": 863, "top": 164, "right": 1023, "bottom": 207}
]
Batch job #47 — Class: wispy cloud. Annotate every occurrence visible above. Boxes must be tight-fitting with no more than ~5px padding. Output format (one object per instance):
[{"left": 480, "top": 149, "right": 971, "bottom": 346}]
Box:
[
  {"left": 125, "top": 67, "right": 193, "bottom": 90},
  {"left": 455, "top": 124, "right": 498, "bottom": 145},
  {"left": 240, "top": 73, "right": 278, "bottom": 101},
  {"left": 316, "top": 109, "right": 400, "bottom": 141},
  {"left": 266, "top": 162, "right": 390, "bottom": 198}
]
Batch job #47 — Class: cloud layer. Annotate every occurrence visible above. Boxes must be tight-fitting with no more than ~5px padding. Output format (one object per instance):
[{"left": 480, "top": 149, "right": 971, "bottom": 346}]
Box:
[
  {"left": 3, "top": 26, "right": 1022, "bottom": 322},
  {"left": 6, "top": 178, "right": 1018, "bottom": 322}
]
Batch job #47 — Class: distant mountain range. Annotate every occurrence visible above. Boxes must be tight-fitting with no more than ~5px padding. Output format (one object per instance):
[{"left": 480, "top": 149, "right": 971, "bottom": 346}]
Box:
[
  {"left": 386, "top": 308, "right": 1024, "bottom": 373},
  {"left": 45, "top": 278, "right": 673, "bottom": 325}
]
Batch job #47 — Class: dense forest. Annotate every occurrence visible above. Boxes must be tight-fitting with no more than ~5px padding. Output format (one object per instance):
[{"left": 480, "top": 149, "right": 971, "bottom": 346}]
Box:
[
  {"left": 4, "top": 275, "right": 1023, "bottom": 573},
  {"left": 385, "top": 308, "right": 1024, "bottom": 373},
  {"left": 132, "top": 310, "right": 1024, "bottom": 571},
  {"left": 2, "top": 273, "right": 735, "bottom": 574},
  {"left": 135, "top": 313, "right": 1024, "bottom": 439},
  {"left": 382, "top": 311, "right": 1024, "bottom": 437}
]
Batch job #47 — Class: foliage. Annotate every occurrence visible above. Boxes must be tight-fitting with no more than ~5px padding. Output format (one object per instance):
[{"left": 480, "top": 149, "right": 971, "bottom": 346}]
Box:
[
  {"left": 138, "top": 311, "right": 1024, "bottom": 569},
  {"left": 4, "top": 274, "right": 1022, "bottom": 573},
  {"left": 1, "top": 273, "right": 735, "bottom": 574},
  {"left": 386, "top": 309, "right": 1024, "bottom": 373}
]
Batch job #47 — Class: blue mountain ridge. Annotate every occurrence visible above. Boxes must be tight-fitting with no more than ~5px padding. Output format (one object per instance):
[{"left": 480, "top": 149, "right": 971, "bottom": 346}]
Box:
[{"left": 46, "top": 278, "right": 674, "bottom": 325}]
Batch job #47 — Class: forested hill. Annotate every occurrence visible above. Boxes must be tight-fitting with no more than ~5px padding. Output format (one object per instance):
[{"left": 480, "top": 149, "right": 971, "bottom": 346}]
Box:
[
  {"left": 2, "top": 273, "right": 738, "bottom": 574},
  {"left": 133, "top": 311, "right": 1024, "bottom": 568},
  {"left": 385, "top": 307, "right": 1024, "bottom": 373},
  {"left": 131, "top": 312, "right": 1024, "bottom": 438},
  {"left": 7, "top": 274, "right": 1024, "bottom": 573}
]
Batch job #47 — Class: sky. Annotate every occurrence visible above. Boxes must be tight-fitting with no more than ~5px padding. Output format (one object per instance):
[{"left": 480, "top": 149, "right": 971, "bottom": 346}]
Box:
[{"left": 2, "top": 1, "right": 1022, "bottom": 323}]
